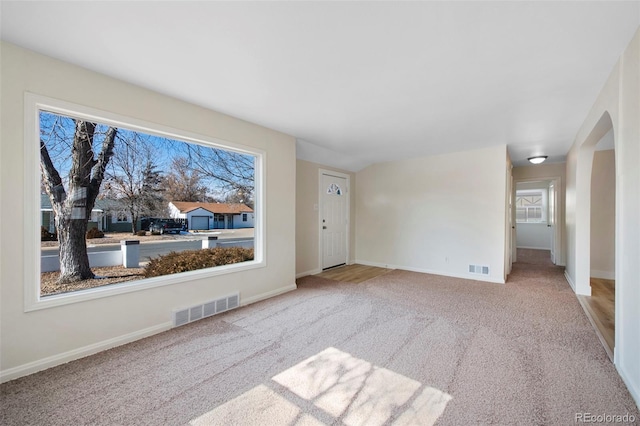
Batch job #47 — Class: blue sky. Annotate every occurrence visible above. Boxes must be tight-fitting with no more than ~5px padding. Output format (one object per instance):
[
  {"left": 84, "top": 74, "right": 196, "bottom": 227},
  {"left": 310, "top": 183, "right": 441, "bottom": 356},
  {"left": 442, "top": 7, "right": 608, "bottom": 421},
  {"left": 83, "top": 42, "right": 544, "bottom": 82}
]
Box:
[{"left": 39, "top": 110, "right": 255, "bottom": 200}]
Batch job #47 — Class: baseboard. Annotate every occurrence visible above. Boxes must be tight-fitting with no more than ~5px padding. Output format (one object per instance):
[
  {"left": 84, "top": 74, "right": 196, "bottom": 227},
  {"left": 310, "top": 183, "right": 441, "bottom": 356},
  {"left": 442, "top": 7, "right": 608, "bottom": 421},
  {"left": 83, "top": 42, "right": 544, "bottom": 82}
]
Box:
[
  {"left": 355, "top": 259, "right": 505, "bottom": 284},
  {"left": 591, "top": 269, "right": 615, "bottom": 280},
  {"left": 1, "top": 283, "right": 298, "bottom": 384},
  {"left": 295, "top": 268, "right": 321, "bottom": 279},
  {"left": 516, "top": 246, "right": 552, "bottom": 250},
  {"left": 564, "top": 270, "right": 576, "bottom": 291},
  {"left": 241, "top": 283, "right": 297, "bottom": 306},
  {"left": 356, "top": 259, "right": 388, "bottom": 268},
  {"left": 617, "top": 363, "right": 640, "bottom": 410},
  {"left": 0, "top": 321, "right": 173, "bottom": 384}
]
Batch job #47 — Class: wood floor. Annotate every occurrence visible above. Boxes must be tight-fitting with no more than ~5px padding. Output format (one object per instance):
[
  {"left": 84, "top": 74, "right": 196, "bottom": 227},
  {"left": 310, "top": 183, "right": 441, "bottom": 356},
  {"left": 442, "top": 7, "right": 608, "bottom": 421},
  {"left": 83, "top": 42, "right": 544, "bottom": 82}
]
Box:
[
  {"left": 316, "top": 264, "right": 393, "bottom": 284},
  {"left": 578, "top": 278, "right": 615, "bottom": 360}
]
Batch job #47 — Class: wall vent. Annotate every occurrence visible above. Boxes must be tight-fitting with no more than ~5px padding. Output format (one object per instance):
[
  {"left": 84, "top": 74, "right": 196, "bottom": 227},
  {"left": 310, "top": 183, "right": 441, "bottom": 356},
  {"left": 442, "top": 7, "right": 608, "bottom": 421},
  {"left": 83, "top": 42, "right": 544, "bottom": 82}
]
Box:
[
  {"left": 203, "top": 301, "right": 216, "bottom": 317},
  {"left": 172, "top": 292, "right": 240, "bottom": 327},
  {"left": 174, "top": 309, "right": 189, "bottom": 327},
  {"left": 468, "top": 264, "right": 490, "bottom": 275}
]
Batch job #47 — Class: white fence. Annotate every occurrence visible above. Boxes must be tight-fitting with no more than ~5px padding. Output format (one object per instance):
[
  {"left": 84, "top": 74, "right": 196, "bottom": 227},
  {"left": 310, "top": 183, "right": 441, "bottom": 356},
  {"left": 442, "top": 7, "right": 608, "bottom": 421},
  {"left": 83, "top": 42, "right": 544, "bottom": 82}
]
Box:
[
  {"left": 42, "top": 240, "right": 140, "bottom": 273},
  {"left": 202, "top": 236, "right": 254, "bottom": 250},
  {"left": 42, "top": 251, "right": 123, "bottom": 272}
]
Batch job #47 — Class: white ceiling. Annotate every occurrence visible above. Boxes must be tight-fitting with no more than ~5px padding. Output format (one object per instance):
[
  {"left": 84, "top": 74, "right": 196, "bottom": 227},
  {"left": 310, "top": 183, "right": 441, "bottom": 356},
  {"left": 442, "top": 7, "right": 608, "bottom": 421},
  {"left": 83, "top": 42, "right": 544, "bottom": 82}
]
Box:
[{"left": 1, "top": 1, "right": 638, "bottom": 171}]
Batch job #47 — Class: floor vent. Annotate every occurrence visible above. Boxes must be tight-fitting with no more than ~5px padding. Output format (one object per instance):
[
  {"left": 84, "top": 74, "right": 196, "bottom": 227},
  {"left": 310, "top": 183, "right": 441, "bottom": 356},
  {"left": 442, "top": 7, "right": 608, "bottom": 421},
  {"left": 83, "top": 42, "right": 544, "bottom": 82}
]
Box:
[
  {"left": 469, "top": 264, "right": 490, "bottom": 275},
  {"left": 172, "top": 292, "right": 240, "bottom": 327}
]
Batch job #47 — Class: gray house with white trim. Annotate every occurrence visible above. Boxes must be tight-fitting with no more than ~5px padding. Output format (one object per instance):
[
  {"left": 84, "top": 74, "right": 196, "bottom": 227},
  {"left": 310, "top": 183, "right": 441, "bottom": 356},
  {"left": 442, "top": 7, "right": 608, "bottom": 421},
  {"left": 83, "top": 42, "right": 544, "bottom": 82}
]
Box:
[{"left": 168, "top": 201, "right": 254, "bottom": 230}]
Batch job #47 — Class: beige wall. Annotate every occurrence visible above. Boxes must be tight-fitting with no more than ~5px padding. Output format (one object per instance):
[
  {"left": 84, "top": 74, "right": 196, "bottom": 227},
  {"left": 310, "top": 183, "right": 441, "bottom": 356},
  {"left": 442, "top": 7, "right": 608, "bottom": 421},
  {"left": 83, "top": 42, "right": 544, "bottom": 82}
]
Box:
[
  {"left": 513, "top": 162, "right": 566, "bottom": 265},
  {"left": 565, "top": 27, "right": 640, "bottom": 404},
  {"left": 0, "top": 43, "right": 296, "bottom": 380},
  {"left": 296, "top": 159, "right": 356, "bottom": 277},
  {"left": 590, "top": 150, "right": 616, "bottom": 278},
  {"left": 355, "top": 145, "right": 508, "bottom": 283}
]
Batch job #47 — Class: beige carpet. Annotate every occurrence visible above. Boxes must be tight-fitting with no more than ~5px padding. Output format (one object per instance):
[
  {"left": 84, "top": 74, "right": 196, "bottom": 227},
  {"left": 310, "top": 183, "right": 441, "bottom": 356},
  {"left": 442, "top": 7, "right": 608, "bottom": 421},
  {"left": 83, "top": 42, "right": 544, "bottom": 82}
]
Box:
[
  {"left": 2, "top": 259, "right": 638, "bottom": 425},
  {"left": 515, "top": 248, "right": 555, "bottom": 266}
]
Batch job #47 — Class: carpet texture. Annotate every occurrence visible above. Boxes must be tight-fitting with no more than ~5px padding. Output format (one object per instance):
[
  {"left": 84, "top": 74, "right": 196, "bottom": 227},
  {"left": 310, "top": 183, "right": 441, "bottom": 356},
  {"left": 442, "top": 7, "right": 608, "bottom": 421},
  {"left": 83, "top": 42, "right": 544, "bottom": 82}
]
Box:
[{"left": 2, "top": 258, "right": 638, "bottom": 425}]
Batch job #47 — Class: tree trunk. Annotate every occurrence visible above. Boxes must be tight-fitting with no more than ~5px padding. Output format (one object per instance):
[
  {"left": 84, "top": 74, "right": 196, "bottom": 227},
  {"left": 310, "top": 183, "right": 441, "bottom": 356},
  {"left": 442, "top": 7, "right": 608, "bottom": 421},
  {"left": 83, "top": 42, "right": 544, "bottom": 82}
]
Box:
[
  {"left": 130, "top": 215, "right": 138, "bottom": 234},
  {"left": 56, "top": 214, "right": 93, "bottom": 283},
  {"left": 41, "top": 120, "right": 117, "bottom": 284}
]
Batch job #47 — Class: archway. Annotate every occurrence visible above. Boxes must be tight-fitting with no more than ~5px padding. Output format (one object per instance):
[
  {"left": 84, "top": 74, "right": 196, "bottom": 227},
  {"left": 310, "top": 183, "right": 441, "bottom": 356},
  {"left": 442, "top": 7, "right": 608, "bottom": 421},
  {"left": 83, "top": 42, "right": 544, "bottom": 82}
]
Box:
[{"left": 575, "top": 111, "right": 616, "bottom": 360}]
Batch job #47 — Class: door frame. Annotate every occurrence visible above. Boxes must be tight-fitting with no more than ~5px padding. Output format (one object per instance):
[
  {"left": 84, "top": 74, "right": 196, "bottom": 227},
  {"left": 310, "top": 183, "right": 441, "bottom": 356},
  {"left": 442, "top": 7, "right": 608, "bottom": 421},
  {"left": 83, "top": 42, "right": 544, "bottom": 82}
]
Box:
[
  {"left": 318, "top": 169, "right": 351, "bottom": 270},
  {"left": 514, "top": 176, "right": 563, "bottom": 265},
  {"left": 505, "top": 166, "right": 514, "bottom": 278},
  {"left": 548, "top": 181, "right": 556, "bottom": 264}
]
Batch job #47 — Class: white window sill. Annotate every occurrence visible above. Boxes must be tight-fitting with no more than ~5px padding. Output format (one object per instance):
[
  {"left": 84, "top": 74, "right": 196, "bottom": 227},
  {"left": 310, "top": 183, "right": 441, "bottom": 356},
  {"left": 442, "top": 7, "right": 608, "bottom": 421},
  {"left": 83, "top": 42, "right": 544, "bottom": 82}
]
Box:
[{"left": 26, "top": 259, "right": 265, "bottom": 312}]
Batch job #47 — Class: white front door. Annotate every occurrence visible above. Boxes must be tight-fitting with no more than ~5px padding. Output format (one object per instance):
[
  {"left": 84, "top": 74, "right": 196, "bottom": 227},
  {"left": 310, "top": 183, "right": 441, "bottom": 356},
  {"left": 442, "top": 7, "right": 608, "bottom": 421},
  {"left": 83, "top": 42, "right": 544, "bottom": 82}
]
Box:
[{"left": 322, "top": 173, "right": 348, "bottom": 269}]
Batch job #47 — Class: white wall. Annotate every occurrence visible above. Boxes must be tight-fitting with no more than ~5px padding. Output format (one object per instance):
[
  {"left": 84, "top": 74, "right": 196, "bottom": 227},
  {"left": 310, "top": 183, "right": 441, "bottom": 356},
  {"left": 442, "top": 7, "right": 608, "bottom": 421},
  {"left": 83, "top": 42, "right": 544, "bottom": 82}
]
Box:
[
  {"left": 168, "top": 202, "right": 182, "bottom": 218},
  {"left": 0, "top": 43, "right": 296, "bottom": 380},
  {"left": 516, "top": 223, "right": 551, "bottom": 250},
  {"left": 590, "top": 150, "right": 616, "bottom": 279},
  {"left": 355, "top": 145, "right": 507, "bottom": 283},
  {"left": 565, "top": 28, "right": 640, "bottom": 406}
]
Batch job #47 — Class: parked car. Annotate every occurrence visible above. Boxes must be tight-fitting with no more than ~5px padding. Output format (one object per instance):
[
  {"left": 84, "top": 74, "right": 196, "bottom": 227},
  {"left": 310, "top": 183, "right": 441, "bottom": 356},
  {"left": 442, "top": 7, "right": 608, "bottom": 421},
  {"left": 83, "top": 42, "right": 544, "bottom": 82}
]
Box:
[
  {"left": 141, "top": 217, "right": 159, "bottom": 231},
  {"left": 150, "top": 220, "right": 183, "bottom": 235}
]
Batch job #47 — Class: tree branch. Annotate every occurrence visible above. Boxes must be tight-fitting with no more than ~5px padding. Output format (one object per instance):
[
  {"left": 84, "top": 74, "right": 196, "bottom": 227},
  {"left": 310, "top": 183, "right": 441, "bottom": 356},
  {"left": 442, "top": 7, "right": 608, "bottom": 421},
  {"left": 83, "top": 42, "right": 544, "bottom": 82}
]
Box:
[
  {"left": 89, "top": 126, "right": 117, "bottom": 205},
  {"left": 40, "top": 139, "right": 66, "bottom": 206}
]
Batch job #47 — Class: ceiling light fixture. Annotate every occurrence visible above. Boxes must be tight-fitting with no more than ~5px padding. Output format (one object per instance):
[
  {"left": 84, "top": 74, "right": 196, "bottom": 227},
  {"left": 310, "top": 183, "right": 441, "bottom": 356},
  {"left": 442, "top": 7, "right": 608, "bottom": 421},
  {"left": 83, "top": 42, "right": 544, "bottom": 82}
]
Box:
[{"left": 528, "top": 155, "right": 548, "bottom": 164}]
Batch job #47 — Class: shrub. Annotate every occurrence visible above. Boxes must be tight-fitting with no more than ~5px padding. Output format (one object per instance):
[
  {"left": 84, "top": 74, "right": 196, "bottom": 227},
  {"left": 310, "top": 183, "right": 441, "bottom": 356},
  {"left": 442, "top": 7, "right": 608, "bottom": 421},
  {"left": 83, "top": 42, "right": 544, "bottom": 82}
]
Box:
[
  {"left": 136, "top": 230, "right": 147, "bottom": 236},
  {"left": 86, "top": 227, "right": 105, "bottom": 239},
  {"left": 41, "top": 226, "right": 57, "bottom": 241},
  {"left": 144, "top": 247, "right": 254, "bottom": 278}
]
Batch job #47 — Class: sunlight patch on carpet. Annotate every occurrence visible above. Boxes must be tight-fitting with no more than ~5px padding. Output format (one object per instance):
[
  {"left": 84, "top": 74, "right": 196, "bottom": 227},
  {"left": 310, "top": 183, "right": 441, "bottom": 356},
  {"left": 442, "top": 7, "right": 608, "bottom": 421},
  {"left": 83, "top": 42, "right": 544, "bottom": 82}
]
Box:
[
  {"left": 273, "top": 347, "right": 451, "bottom": 425},
  {"left": 189, "top": 384, "right": 324, "bottom": 426},
  {"left": 190, "top": 347, "right": 451, "bottom": 426}
]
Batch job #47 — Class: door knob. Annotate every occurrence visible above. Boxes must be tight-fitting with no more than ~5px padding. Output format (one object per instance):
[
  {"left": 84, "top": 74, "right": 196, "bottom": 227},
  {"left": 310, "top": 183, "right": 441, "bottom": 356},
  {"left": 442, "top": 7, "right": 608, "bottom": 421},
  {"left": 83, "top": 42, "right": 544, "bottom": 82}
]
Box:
[{"left": 323, "top": 226, "right": 327, "bottom": 229}]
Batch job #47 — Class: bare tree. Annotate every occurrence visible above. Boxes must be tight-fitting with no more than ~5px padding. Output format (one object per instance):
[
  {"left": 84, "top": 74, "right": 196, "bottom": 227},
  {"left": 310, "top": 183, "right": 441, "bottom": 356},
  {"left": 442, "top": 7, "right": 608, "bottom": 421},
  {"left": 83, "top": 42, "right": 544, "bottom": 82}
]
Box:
[
  {"left": 39, "top": 111, "right": 254, "bottom": 285},
  {"left": 164, "top": 157, "right": 208, "bottom": 202},
  {"left": 187, "top": 145, "right": 255, "bottom": 200},
  {"left": 40, "top": 118, "right": 117, "bottom": 283},
  {"left": 102, "top": 134, "right": 165, "bottom": 234},
  {"left": 223, "top": 188, "right": 253, "bottom": 209}
]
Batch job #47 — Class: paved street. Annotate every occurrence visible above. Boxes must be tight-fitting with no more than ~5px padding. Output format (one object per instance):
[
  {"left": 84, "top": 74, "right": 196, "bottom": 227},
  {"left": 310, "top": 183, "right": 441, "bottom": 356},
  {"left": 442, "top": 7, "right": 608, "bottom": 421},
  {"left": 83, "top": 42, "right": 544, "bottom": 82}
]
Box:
[{"left": 41, "top": 229, "right": 254, "bottom": 261}]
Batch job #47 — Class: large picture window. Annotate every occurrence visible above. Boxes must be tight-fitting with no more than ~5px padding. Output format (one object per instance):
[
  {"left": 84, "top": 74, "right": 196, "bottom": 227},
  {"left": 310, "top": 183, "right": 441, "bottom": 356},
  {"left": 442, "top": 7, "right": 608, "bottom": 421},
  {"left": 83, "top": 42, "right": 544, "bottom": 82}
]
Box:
[{"left": 26, "top": 94, "right": 264, "bottom": 311}]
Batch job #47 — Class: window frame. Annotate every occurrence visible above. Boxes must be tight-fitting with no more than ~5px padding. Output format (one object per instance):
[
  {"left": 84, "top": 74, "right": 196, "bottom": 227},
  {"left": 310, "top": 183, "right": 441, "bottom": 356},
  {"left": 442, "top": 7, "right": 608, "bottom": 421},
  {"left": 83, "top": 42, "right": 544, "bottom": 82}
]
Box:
[
  {"left": 112, "top": 211, "right": 131, "bottom": 223},
  {"left": 24, "top": 93, "right": 266, "bottom": 312},
  {"left": 515, "top": 189, "right": 548, "bottom": 224}
]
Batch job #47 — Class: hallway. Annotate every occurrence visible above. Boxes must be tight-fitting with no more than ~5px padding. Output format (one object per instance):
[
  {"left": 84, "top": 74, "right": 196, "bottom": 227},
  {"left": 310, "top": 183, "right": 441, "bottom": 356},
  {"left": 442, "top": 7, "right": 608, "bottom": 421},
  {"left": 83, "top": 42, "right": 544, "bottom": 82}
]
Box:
[{"left": 515, "top": 248, "right": 615, "bottom": 361}]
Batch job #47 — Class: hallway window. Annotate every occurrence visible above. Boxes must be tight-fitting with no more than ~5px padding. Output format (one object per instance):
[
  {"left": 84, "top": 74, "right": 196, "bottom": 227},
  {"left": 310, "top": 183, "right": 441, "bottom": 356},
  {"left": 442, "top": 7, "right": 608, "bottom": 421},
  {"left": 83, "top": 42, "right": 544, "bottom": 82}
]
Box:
[{"left": 516, "top": 190, "right": 546, "bottom": 223}]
